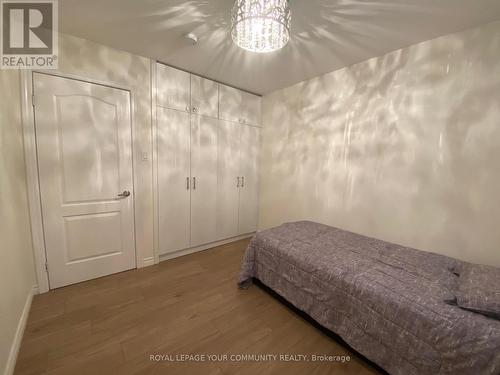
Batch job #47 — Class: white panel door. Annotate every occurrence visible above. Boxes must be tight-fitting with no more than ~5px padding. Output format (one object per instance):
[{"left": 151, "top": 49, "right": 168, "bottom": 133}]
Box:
[
  {"left": 241, "top": 91, "right": 262, "bottom": 126},
  {"left": 33, "top": 73, "right": 135, "bottom": 289},
  {"left": 190, "top": 114, "right": 218, "bottom": 247},
  {"left": 238, "top": 124, "right": 260, "bottom": 234},
  {"left": 219, "top": 84, "right": 242, "bottom": 123},
  {"left": 216, "top": 120, "right": 240, "bottom": 240},
  {"left": 157, "top": 107, "right": 191, "bottom": 254},
  {"left": 156, "top": 63, "right": 190, "bottom": 112},
  {"left": 190, "top": 75, "right": 218, "bottom": 118}
]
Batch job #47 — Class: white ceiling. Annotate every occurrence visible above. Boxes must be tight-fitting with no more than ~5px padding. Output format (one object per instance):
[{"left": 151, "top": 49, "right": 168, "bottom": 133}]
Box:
[{"left": 60, "top": 0, "right": 500, "bottom": 95}]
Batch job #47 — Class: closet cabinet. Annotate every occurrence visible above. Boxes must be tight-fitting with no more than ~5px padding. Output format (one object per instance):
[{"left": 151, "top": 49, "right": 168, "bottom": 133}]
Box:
[
  {"left": 190, "top": 75, "right": 218, "bottom": 118},
  {"left": 157, "top": 107, "right": 191, "bottom": 253},
  {"left": 216, "top": 121, "right": 241, "bottom": 239},
  {"left": 241, "top": 91, "right": 262, "bottom": 126},
  {"left": 156, "top": 64, "right": 220, "bottom": 255},
  {"left": 156, "top": 63, "right": 261, "bottom": 257},
  {"left": 219, "top": 85, "right": 262, "bottom": 126},
  {"left": 216, "top": 120, "right": 260, "bottom": 239},
  {"left": 238, "top": 124, "right": 260, "bottom": 234},
  {"left": 190, "top": 115, "right": 218, "bottom": 247},
  {"left": 219, "top": 85, "right": 242, "bottom": 123},
  {"left": 156, "top": 64, "right": 190, "bottom": 112},
  {"left": 157, "top": 111, "right": 218, "bottom": 254}
]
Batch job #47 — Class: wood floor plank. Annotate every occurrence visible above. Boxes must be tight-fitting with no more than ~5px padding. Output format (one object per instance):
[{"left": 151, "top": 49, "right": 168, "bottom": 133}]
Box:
[{"left": 15, "top": 238, "right": 382, "bottom": 375}]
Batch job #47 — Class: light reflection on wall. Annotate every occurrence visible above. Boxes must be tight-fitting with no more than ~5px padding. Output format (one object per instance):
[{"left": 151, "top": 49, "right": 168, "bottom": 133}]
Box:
[{"left": 259, "top": 21, "right": 500, "bottom": 267}]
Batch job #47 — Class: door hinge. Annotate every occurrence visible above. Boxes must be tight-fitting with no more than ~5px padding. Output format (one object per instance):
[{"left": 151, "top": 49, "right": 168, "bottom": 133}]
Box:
[{"left": 32, "top": 94, "right": 36, "bottom": 107}]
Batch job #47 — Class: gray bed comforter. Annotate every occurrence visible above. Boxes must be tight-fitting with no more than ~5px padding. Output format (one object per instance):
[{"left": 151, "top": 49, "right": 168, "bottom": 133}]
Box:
[{"left": 238, "top": 221, "right": 500, "bottom": 375}]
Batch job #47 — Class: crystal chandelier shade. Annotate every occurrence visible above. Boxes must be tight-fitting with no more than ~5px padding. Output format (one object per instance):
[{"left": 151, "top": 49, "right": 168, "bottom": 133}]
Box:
[{"left": 231, "top": 0, "right": 291, "bottom": 53}]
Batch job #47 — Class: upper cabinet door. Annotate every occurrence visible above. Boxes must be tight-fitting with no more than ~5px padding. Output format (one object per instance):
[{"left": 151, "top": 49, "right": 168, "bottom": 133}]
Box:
[
  {"left": 219, "top": 84, "right": 242, "bottom": 123},
  {"left": 156, "top": 63, "right": 190, "bottom": 112},
  {"left": 241, "top": 92, "right": 262, "bottom": 126},
  {"left": 191, "top": 75, "right": 218, "bottom": 118}
]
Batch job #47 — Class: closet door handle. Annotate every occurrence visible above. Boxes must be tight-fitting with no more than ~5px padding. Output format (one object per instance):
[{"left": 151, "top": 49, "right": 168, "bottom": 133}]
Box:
[
  {"left": 193, "top": 177, "right": 196, "bottom": 190},
  {"left": 242, "top": 176, "right": 244, "bottom": 187},
  {"left": 237, "top": 176, "right": 240, "bottom": 188},
  {"left": 186, "top": 177, "right": 190, "bottom": 190}
]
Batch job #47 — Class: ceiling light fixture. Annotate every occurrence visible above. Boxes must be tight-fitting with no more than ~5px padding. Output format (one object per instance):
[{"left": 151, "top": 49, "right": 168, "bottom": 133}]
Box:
[{"left": 231, "top": 0, "right": 291, "bottom": 53}]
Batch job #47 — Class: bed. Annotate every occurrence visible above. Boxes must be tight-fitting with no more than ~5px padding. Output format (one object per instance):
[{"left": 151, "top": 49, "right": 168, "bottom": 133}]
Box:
[{"left": 238, "top": 221, "right": 500, "bottom": 375}]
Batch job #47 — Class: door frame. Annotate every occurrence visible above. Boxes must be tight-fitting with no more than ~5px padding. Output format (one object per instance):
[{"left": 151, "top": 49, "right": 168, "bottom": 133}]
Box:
[
  {"left": 151, "top": 61, "right": 160, "bottom": 265},
  {"left": 20, "top": 69, "right": 138, "bottom": 293}
]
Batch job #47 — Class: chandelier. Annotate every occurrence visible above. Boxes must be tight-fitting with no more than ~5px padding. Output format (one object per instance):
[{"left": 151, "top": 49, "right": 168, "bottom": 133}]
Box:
[{"left": 231, "top": 0, "right": 291, "bottom": 53}]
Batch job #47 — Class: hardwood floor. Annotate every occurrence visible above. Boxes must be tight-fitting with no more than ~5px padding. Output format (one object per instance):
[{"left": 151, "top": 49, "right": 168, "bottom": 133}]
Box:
[{"left": 15, "top": 239, "right": 383, "bottom": 375}]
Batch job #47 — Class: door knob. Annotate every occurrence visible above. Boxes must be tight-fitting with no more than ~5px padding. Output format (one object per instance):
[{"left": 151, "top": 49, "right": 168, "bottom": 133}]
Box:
[{"left": 117, "top": 190, "right": 131, "bottom": 198}]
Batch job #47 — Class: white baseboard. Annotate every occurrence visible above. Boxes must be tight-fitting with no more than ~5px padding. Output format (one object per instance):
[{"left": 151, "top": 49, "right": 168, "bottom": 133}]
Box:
[
  {"left": 159, "top": 233, "right": 254, "bottom": 262},
  {"left": 3, "top": 285, "right": 37, "bottom": 375},
  {"left": 141, "top": 257, "right": 155, "bottom": 267}
]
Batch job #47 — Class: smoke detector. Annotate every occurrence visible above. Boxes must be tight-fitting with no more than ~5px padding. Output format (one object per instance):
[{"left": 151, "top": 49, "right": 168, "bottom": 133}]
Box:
[{"left": 185, "top": 33, "right": 198, "bottom": 45}]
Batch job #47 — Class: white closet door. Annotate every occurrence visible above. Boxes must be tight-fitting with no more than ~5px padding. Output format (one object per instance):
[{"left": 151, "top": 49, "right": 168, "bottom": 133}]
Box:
[
  {"left": 216, "top": 120, "right": 240, "bottom": 240},
  {"left": 238, "top": 124, "right": 260, "bottom": 234},
  {"left": 157, "top": 107, "right": 191, "bottom": 254},
  {"left": 219, "top": 84, "right": 242, "bottom": 123},
  {"left": 191, "top": 75, "right": 218, "bottom": 118},
  {"left": 33, "top": 73, "right": 135, "bottom": 288},
  {"left": 241, "top": 91, "right": 262, "bottom": 126},
  {"left": 156, "top": 63, "right": 190, "bottom": 112},
  {"left": 190, "top": 115, "right": 218, "bottom": 247}
]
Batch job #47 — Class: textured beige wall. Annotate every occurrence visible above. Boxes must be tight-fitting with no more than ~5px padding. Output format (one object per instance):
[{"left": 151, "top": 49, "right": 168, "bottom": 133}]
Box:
[
  {"left": 56, "top": 34, "right": 154, "bottom": 266},
  {"left": 0, "top": 70, "right": 36, "bottom": 373},
  {"left": 259, "top": 21, "right": 500, "bottom": 267}
]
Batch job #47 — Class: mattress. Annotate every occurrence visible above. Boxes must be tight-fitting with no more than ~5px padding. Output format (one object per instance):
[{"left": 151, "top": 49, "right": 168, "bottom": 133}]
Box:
[{"left": 238, "top": 221, "right": 500, "bottom": 375}]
